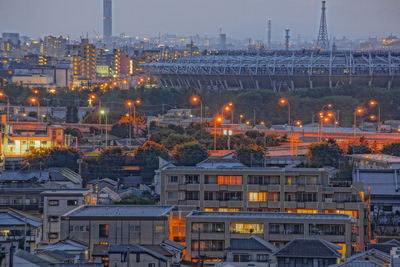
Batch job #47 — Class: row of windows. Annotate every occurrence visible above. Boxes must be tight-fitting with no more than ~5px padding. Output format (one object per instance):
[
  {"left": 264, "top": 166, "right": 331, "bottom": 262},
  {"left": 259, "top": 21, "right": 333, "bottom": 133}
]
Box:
[
  {"left": 233, "top": 254, "right": 269, "bottom": 262},
  {"left": 168, "top": 175, "right": 320, "bottom": 185},
  {"left": 191, "top": 222, "right": 346, "bottom": 236},
  {"left": 167, "top": 191, "right": 279, "bottom": 202},
  {"left": 48, "top": 199, "right": 78, "bottom": 206}
]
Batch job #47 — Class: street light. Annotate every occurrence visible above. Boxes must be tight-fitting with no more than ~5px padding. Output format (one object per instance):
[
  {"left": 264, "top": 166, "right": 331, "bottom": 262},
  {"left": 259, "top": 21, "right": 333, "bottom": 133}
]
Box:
[
  {"left": 354, "top": 107, "right": 364, "bottom": 137},
  {"left": 214, "top": 115, "right": 223, "bottom": 151},
  {"left": 126, "top": 99, "right": 141, "bottom": 137},
  {"left": 100, "top": 109, "right": 108, "bottom": 148},
  {"left": 49, "top": 88, "right": 56, "bottom": 94},
  {"left": 279, "top": 98, "right": 291, "bottom": 126},
  {"left": 369, "top": 99, "right": 381, "bottom": 126},
  {"left": 222, "top": 104, "right": 234, "bottom": 127},
  {"left": 239, "top": 114, "right": 244, "bottom": 124},
  {"left": 191, "top": 96, "right": 203, "bottom": 126},
  {"left": 29, "top": 96, "right": 40, "bottom": 127},
  {"left": 0, "top": 91, "right": 10, "bottom": 122}
]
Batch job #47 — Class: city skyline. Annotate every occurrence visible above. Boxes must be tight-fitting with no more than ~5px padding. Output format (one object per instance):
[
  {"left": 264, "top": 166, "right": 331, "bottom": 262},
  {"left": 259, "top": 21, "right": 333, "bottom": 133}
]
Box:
[{"left": 1, "top": 0, "right": 399, "bottom": 41}]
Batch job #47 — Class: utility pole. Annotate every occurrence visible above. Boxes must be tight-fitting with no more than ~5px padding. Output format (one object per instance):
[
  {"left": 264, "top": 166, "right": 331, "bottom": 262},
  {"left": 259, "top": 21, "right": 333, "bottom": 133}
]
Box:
[{"left": 316, "top": 1, "right": 329, "bottom": 50}]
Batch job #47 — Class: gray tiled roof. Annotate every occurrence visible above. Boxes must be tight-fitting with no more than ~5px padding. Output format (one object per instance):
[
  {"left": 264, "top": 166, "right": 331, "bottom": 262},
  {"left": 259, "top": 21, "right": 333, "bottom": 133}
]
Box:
[
  {"left": 0, "top": 209, "right": 42, "bottom": 227},
  {"left": 108, "top": 244, "right": 168, "bottom": 261},
  {"left": 274, "top": 239, "right": 341, "bottom": 258},
  {"left": 14, "top": 249, "right": 52, "bottom": 267},
  {"left": 333, "top": 260, "right": 385, "bottom": 267},
  {"left": 227, "top": 237, "right": 276, "bottom": 252},
  {"left": 353, "top": 169, "right": 400, "bottom": 195},
  {"left": 188, "top": 211, "right": 351, "bottom": 221},
  {"left": 367, "top": 243, "right": 399, "bottom": 254},
  {"left": 63, "top": 205, "right": 173, "bottom": 218}
]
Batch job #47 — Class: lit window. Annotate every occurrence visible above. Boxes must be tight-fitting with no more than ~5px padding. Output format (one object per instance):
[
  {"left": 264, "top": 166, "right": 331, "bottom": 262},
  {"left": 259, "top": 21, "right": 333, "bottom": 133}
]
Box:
[
  {"left": 155, "top": 225, "right": 164, "bottom": 232},
  {"left": 248, "top": 192, "right": 267, "bottom": 202},
  {"left": 230, "top": 223, "right": 264, "bottom": 234},
  {"left": 218, "top": 176, "right": 242, "bottom": 185}
]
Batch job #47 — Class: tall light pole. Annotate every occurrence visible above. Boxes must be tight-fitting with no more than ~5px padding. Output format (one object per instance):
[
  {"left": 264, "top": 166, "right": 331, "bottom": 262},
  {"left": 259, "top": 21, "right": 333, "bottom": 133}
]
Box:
[
  {"left": 29, "top": 96, "right": 40, "bottom": 127},
  {"left": 191, "top": 96, "right": 203, "bottom": 126},
  {"left": 100, "top": 109, "right": 108, "bottom": 148},
  {"left": 354, "top": 107, "right": 364, "bottom": 138},
  {"left": 0, "top": 91, "right": 10, "bottom": 122},
  {"left": 133, "top": 99, "right": 141, "bottom": 135},
  {"left": 279, "top": 98, "right": 290, "bottom": 126},
  {"left": 214, "top": 115, "right": 223, "bottom": 151},
  {"left": 126, "top": 100, "right": 133, "bottom": 145},
  {"left": 369, "top": 100, "right": 381, "bottom": 126}
]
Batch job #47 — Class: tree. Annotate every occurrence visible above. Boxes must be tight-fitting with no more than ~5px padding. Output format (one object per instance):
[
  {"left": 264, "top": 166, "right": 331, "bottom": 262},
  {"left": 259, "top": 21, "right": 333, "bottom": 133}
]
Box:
[
  {"left": 245, "top": 130, "right": 265, "bottom": 139},
  {"left": 66, "top": 105, "right": 79, "bottom": 123},
  {"left": 24, "top": 147, "right": 82, "bottom": 172},
  {"left": 116, "top": 191, "right": 157, "bottom": 205},
  {"left": 65, "top": 128, "right": 84, "bottom": 143},
  {"left": 234, "top": 144, "right": 266, "bottom": 167},
  {"left": 162, "top": 133, "right": 194, "bottom": 150},
  {"left": 334, "top": 162, "right": 354, "bottom": 181},
  {"left": 133, "top": 141, "right": 169, "bottom": 170},
  {"left": 98, "top": 147, "right": 126, "bottom": 169},
  {"left": 173, "top": 141, "right": 209, "bottom": 166},
  {"left": 110, "top": 123, "right": 131, "bottom": 138},
  {"left": 382, "top": 142, "right": 400, "bottom": 157},
  {"left": 347, "top": 144, "right": 371, "bottom": 155},
  {"left": 309, "top": 139, "right": 343, "bottom": 167}
]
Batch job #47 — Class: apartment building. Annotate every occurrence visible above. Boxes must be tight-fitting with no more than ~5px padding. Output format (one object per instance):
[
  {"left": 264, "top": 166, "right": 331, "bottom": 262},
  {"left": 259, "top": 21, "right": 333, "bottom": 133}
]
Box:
[
  {"left": 159, "top": 161, "right": 368, "bottom": 253},
  {"left": 60, "top": 205, "right": 174, "bottom": 261},
  {"left": 185, "top": 211, "right": 354, "bottom": 261},
  {"left": 41, "top": 189, "right": 92, "bottom": 244}
]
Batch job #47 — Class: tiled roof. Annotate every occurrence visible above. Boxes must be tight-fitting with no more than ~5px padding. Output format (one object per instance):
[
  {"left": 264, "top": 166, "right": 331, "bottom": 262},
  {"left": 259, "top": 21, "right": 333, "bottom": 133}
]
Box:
[
  {"left": 0, "top": 209, "right": 42, "bottom": 227},
  {"left": 333, "top": 260, "right": 385, "bottom": 267},
  {"left": 274, "top": 239, "right": 341, "bottom": 258},
  {"left": 108, "top": 244, "right": 168, "bottom": 261},
  {"left": 14, "top": 249, "right": 52, "bottom": 267},
  {"left": 63, "top": 205, "right": 173, "bottom": 218},
  {"left": 36, "top": 239, "right": 88, "bottom": 252},
  {"left": 227, "top": 236, "right": 277, "bottom": 252}
]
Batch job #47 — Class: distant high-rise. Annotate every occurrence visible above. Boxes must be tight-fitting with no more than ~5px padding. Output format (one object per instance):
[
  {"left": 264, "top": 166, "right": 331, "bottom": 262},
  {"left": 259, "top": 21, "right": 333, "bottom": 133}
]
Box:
[
  {"left": 316, "top": 1, "right": 329, "bottom": 50},
  {"left": 103, "top": 0, "right": 112, "bottom": 47},
  {"left": 267, "top": 18, "right": 272, "bottom": 47},
  {"left": 219, "top": 26, "right": 227, "bottom": 50}
]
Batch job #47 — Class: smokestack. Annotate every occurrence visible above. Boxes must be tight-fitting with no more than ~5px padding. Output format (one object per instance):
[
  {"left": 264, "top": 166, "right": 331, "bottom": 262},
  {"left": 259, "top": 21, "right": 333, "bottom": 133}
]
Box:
[
  {"left": 268, "top": 18, "right": 272, "bottom": 47},
  {"left": 285, "top": 28, "right": 290, "bottom": 51}
]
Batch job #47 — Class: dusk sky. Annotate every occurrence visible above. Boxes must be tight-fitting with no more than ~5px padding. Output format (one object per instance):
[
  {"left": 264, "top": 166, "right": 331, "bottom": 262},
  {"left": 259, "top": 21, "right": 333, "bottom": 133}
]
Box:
[{"left": 1, "top": 0, "right": 399, "bottom": 41}]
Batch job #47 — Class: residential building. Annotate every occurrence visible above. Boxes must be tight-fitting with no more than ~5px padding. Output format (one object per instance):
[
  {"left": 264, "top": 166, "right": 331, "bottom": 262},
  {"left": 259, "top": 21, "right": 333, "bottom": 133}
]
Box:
[
  {"left": 41, "top": 189, "right": 92, "bottom": 244},
  {"left": 108, "top": 244, "right": 169, "bottom": 267},
  {"left": 353, "top": 169, "right": 400, "bottom": 241},
  {"left": 348, "top": 154, "right": 400, "bottom": 169},
  {"left": 185, "top": 211, "right": 354, "bottom": 261},
  {"left": 0, "top": 208, "right": 42, "bottom": 252},
  {"left": 1, "top": 121, "right": 64, "bottom": 159},
  {"left": 215, "top": 236, "right": 278, "bottom": 267},
  {"left": 273, "top": 238, "right": 341, "bottom": 267},
  {"left": 43, "top": 35, "right": 67, "bottom": 58},
  {"left": 35, "top": 239, "right": 89, "bottom": 264},
  {"left": 60, "top": 205, "right": 174, "bottom": 260},
  {"left": 159, "top": 159, "right": 368, "bottom": 253},
  {"left": 332, "top": 248, "right": 391, "bottom": 266}
]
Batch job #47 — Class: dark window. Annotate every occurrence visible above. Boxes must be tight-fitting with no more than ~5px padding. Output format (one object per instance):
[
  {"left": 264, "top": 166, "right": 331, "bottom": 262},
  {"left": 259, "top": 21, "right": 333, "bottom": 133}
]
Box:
[
  {"left": 233, "top": 254, "right": 250, "bottom": 262},
  {"left": 67, "top": 200, "right": 78, "bottom": 206},
  {"left": 186, "top": 191, "right": 199, "bottom": 200},
  {"left": 149, "top": 264, "right": 155, "bottom": 267},
  {"left": 48, "top": 233, "right": 58, "bottom": 239},
  {"left": 257, "top": 254, "right": 269, "bottom": 262},
  {"left": 185, "top": 175, "right": 199, "bottom": 184},
  {"left": 48, "top": 216, "right": 59, "bottom": 222},
  {"left": 99, "top": 224, "right": 109, "bottom": 238},
  {"left": 48, "top": 200, "right": 59, "bottom": 206},
  {"left": 121, "top": 253, "right": 127, "bottom": 262}
]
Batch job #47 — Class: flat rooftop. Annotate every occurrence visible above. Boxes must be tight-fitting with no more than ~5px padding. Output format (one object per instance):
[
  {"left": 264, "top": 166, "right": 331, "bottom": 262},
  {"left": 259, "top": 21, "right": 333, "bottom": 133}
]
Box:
[
  {"left": 349, "top": 154, "right": 400, "bottom": 163},
  {"left": 187, "top": 211, "right": 351, "bottom": 221},
  {"left": 63, "top": 205, "right": 174, "bottom": 218}
]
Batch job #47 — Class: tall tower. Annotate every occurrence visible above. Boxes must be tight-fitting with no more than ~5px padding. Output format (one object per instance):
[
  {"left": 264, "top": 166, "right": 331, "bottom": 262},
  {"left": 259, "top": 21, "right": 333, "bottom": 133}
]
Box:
[
  {"left": 267, "top": 18, "right": 272, "bottom": 47},
  {"left": 103, "top": 0, "right": 112, "bottom": 47},
  {"left": 316, "top": 0, "right": 329, "bottom": 50},
  {"left": 285, "top": 28, "right": 290, "bottom": 51}
]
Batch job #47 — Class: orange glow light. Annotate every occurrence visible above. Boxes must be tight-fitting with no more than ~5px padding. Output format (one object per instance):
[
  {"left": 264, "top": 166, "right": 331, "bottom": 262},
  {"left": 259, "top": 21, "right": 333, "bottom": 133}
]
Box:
[
  {"left": 246, "top": 121, "right": 250, "bottom": 125},
  {"left": 370, "top": 115, "right": 377, "bottom": 120},
  {"left": 369, "top": 100, "right": 377, "bottom": 106},
  {"left": 279, "top": 98, "right": 287, "bottom": 105},
  {"left": 356, "top": 108, "right": 364, "bottom": 114},
  {"left": 327, "top": 104, "right": 333, "bottom": 108},
  {"left": 49, "top": 88, "right": 56, "bottom": 94},
  {"left": 135, "top": 99, "right": 141, "bottom": 104},
  {"left": 29, "top": 97, "right": 38, "bottom": 104},
  {"left": 89, "top": 94, "right": 96, "bottom": 100},
  {"left": 260, "top": 121, "right": 265, "bottom": 125},
  {"left": 0, "top": 91, "right": 5, "bottom": 97},
  {"left": 33, "top": 89, "right": 39, "bottom": 94},
  {"left": 216, "top": 116, "right": 223, "bottom": 123},
  {"left": 126, "top": 100, "right": 133, "bottom": 107},
  {"left": 324, "top": 117, "right": 330, "bottom": 122},
  {"left": 296, "top": 120, "right": 302, "bottom": 126},
  {"left": 224, "top": 106, "right": 231, "bottom": 112},
  {"left": 228, "top": 102, "right": 233, "bottom": 107},
  {"left": 191, "top": 96, "right": 199, "bottom": 103},
  {"left": 327, "top": 112, "right": 333, "bottom": 118},
  {"left": 122, "top": 80, "right": 128, "bottom": 85},
  {"left": 240, "top": 114, "right": 244, "bottom": 118}
]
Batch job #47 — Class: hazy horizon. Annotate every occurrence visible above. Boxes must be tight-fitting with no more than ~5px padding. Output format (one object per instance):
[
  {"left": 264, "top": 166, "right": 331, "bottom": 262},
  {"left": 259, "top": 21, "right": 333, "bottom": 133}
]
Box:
[{"left": 1, "top": 0, "right": 399, "bottom": 41}]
